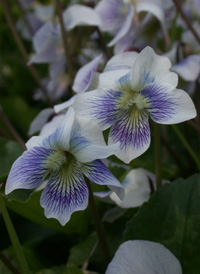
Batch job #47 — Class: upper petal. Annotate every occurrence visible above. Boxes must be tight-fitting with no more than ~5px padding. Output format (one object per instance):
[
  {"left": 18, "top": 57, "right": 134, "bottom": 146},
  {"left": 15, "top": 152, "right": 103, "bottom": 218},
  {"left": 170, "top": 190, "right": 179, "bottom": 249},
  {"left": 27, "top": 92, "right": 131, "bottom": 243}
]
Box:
[
  {"left": 82, "top": 160, "right": 124, "bottom": 200},
  {"left": 42, "top": 107, "right": 75, "bottom": 151},
  {"left": 106, "top": 240, "right": 182, "bottom": 274},
  {"left": 64, "top": 4, "right": 101, "bottom": 30},
  {"left": 72, "top": 54, "right": 102, "bottom": 93},
  {"left": 69, "top": 116, "right": 119, "bottom": 162},
  {"left": 130, "top": 46, "right": 178, "bottom": 91},
  {"left": 40, "top": 157, "right": 88, "bottom": 226},
  {"left": 5, "top": 147, "right": 55, "bottom": 195}
]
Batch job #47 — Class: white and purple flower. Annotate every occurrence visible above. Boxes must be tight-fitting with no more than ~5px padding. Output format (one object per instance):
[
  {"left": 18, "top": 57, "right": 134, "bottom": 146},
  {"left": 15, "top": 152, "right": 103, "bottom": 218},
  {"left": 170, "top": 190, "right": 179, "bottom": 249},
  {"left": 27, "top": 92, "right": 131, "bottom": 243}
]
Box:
[
  {"left": 73, "top": 47, "right": 196, "bottom": 163},
  {"left": 5, "top": 108, "right": 124, "bottom": 225}
]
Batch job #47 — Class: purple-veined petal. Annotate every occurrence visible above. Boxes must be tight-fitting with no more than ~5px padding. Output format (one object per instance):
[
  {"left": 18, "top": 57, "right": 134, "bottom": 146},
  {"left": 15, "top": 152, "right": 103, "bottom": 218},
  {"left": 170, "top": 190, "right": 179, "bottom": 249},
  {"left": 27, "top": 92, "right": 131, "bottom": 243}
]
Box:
[
  {"left": 109, "top": 168, "right": 152, "bottom": 208},
  {"left": 95, "top": 0, "right": 129, "bottom": 33},
  {"left": 40, "top": 157, "right": 88, "bottom": 226},
  {"left": 72, "top": 54, "right": 102, "bottom": 93},
  {"left": 136, "top": 0, "right": 165, "bottom": 24},
  {"left": 104, "top": 51, "right": 138, "bottom": 72},
  {"left": 106, "top": 240, "right": 182, "bottom": 274},
  {"left": 69, "top": 116, "right": 119, "bottom": 162},
  {"left": 172, "top": 55, "right": 200, "bottom": 82},
  {"left": 5, "top": 147, "right": 56, "bottom": 195},
  {"left": 28, "top": 108, "right": 54, "bottom": 136},
  {"left": 82, "top": 160, "right": 124, "bottom": 200},
  {"left": 108, "top": 4, "right": 134, "bottom": 47},
  {"left": 42, "top": 107, "right": 75, "bottom": 151},
  {"left": 108, "top": 107, "right": 150, "bottom": 163},
  {"left": 63, "top": 4, "right": 101, "bottom": 30},
  {"left": 138, "top": 83, "right": 197, "bottom": 124},
  {"left": 130, "top": 46, "right": 178, "bottom": 91},
  {"left": 73, "top": 88, "right": 121, "bottom": 130}
]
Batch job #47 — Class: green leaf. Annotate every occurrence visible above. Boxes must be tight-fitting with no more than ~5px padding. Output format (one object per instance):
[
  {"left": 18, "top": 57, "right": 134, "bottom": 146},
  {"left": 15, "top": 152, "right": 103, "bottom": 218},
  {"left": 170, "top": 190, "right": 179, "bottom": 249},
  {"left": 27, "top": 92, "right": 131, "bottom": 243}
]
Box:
[
  {"left": 124, "top": 174, "right": 200, "bottom": 274},
  {"left": 68, "top": 232, "right": 97, "bottom": 266},
  {"left": 35, "top": 265, "right": 83, "bottom": 274},
  {"left": 0, "top": 137, "right": 24, "bottom": 182},
  {"left": 4, "top": 191, "right": 91, "bottom": 235}
]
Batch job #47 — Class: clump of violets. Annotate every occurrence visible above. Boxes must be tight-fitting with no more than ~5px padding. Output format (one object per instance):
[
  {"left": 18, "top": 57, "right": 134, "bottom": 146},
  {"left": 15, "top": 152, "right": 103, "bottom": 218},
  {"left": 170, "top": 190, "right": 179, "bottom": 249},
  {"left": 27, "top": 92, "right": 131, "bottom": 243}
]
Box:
[
  {"left": 6, "top": 108, "right": 124, "bottom": 225},
  {"left": 73, "top": 46, "right": 197, "bottom": 163}
]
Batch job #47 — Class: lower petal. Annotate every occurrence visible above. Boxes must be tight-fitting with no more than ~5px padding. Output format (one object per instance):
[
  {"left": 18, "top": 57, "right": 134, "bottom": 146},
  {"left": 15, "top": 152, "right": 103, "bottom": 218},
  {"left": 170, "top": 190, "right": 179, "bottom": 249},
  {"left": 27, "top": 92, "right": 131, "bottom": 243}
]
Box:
[
  {"left": 109, "top": 107, "right": 150, "bottom": 163},
  {"left": 40, "top": 158, "right": 88, "bottom": 226},
  {"left": 82, "top": 160, "right": 124, "bottom": 200}
]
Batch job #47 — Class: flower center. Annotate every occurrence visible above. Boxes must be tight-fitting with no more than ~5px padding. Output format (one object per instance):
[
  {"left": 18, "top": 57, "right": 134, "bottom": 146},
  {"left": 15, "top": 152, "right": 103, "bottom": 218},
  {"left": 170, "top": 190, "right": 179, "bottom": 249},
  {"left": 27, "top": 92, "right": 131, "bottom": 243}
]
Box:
[
  {"left": 46, "top": 150, "right": 67, "bottom": 172},
  {"left": 132, "top": 93, "right": 149, "bottom": 110}
]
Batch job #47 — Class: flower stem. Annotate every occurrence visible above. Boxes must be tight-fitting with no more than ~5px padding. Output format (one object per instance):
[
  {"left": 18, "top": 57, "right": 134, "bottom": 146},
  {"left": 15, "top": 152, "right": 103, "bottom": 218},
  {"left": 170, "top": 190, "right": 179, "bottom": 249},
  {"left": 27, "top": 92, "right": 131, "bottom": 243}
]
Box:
[
  {"left": 0, "top": 195, "right": 30, "bottom": 274},
  {"left": 0, "top": 251, "right": 20, "bottom": 274},
  {"left": 172, "top": 0, "right": 200, "bottom": 46},
  {"left": 1, "top": 0, "right": 53, "bottom": 107},
  {"left": 154, "top": 123, "right": 162, "bottom": 189},
  {"left": 55, "top": 0, "right": 74, "bottom": 84},
  {"left": 95, "top": 27, "right": 111, "bottom": 61},
  {"left": 172, "top": 124, "right": 200, "bottom": 170},
  {"left": 84, "top": 177, "right": 111, "bottom": 264}
]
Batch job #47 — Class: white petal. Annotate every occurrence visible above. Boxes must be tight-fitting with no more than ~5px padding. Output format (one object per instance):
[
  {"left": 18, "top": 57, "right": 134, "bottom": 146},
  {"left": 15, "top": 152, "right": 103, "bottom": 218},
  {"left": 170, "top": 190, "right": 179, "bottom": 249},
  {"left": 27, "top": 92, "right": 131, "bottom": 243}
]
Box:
[
  {"left": 131, "top": 46, "right": 178, "bottom": 91},
  {"left": 99, "top": 69, "right": 130, "bottom": 89},
  {"left": 172, "top": 55, "right": 200, "bottom": 82},
  {"left": 106, "top": 240, "right": 182, "bottom": 274},
  {"left": 109, "top": 168, "right": 152, "bottom": 208},
  {"left": 40, "top": 115, "right": 65, "bottom": 136},
  {"left": 28, "top": 108, "right": 54, "bottom": 136},
  {"left": 136, "top": 0, "right": 165, "bottom": 24},
  {"left": 72, "top": 54, "right": 102, "bottom": 93},
  {"left": 42, "top": 107, "right": 75, "bottom": 151},
  {"left": 64, "top": 4, "right": 101, "bottom": 30},
  {"left": 108, "top": 4, "right": 134, "bottom": 47},
  {"left": 104, "top": 51, "right": 138, "bottom": 72}
]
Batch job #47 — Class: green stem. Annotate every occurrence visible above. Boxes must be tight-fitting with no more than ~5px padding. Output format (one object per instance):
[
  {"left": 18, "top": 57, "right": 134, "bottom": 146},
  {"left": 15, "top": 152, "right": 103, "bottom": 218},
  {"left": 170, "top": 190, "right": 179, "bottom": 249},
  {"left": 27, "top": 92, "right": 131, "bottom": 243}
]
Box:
[
  {"left": 172, "top": 124, "right": 200, "bottom": 170},
  {"left": 0, "top": 196, "right": 30, "bottom": 274},
  {"left": 0, "top": 251, "right": 20, "bottom": 274},
  {"left": 154, "top": 123, "right": 162, "bottom": 189},
  {"left": 84, "top": 177, "right": 111, "bottom": 265},
  {"left": 55, "top": 0, "right": 74, "bottom": 84}
]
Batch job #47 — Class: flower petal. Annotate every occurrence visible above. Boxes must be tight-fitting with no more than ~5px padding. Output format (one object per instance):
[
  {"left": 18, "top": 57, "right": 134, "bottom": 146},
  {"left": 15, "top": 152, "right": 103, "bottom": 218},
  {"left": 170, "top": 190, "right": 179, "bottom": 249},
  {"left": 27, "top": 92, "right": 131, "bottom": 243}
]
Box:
[
  {"left": 64, "top": 4, "right": 101, "bottom": 30},
  {"left": 95, "top": 0, "right": 128, "bottom": 33},
  {"left": 82, "top": 160, "right": 124, "bottom": 200},
  {"left": 99, "top": 69, "right": 130, "bottom": 89},
  {"left": 108, "top": 4, "right": 134, "bottom": 47},
  {"left": 42, "top": 107, "right": 75, "bottom": 151},
  {"left": 69, "top": 116, "right": 119, "bottom": 162},
  {"left": 73, "top": 89, "right": 121, "bottom": 130},
  {"left": 139, "top": 83, "right": 197, "bottom": 124},
  {"left": 72, "top": 54, "right": 102, "bottom": 93},
  {"left": 5, "top": 147, "right": 55, "bottom": 195},
  {"left": 130, "top": 46, "right": 178, "bottom": 91},
  {"left": 106, "top": 240, "right": 182, "bottom": 274},
  {"left": 172, "top": 55, "right": 200, "bottom": 82},
  {"left": 54, "top": 95, "right": 78, "bottom": 113},
  {"left": 28, "top": 108, "right": 54, "bottom": 136},
  {"left": 104, "top": 51, "right": 138, "bottom": 72},
  {"left": 40, "top": 157, "right": 88, "bottom": 226},
  {"left": 108, "top": 107, "right": 150, "bottom": 163},
  {"left": 40, "top": 115, "right": 65, "bottom": 136},
  {"left": 136, "top": 0, "right": 165, "bottom": 24},
  {"left": 109, "top": 168, "right": 152, "bottom": 208}
]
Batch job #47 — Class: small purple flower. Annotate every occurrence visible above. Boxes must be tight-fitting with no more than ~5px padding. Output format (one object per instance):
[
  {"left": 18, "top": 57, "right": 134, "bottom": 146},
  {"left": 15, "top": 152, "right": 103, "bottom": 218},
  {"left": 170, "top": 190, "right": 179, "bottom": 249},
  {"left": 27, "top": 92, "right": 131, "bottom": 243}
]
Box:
[
  {"left": 73, "top": 47, "right": 197, "bottom": 163},
  {"left": 6, "top": 108, "right": 124, "bottom": 225}
]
